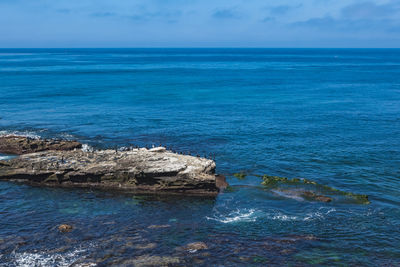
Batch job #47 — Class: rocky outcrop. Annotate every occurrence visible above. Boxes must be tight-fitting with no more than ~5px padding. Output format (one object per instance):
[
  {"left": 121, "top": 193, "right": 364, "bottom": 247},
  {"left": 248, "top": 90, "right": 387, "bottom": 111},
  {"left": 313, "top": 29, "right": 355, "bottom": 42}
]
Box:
[
  {"left": 0, "top": 135, "right": 82, "bottom": 155},
  {"left": 0, "top": 137, "right": 224, "bottom": 196}
]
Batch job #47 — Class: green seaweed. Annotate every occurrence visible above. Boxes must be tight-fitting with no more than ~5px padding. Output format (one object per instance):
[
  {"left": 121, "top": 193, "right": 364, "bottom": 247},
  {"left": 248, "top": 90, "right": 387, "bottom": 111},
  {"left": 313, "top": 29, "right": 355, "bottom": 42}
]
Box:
[
  {"left": 233, "top": 172, "right": 247, "bottom": 180},
  {"left": 261, "top": 174, "right": 370, "bottom": 204}
]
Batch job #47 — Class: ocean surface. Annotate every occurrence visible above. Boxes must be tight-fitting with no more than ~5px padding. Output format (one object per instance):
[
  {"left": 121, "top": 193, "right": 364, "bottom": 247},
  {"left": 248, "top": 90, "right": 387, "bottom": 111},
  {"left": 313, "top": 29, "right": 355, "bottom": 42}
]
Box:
[{"left": 0, "top": 48, "right": 399, "bottom": 266}]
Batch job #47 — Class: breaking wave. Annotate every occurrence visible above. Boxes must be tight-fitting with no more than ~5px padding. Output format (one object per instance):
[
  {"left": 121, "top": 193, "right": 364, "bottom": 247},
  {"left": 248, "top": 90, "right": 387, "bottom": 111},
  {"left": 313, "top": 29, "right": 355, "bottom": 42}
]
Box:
[
  {"left": 10, "top": 244, "right": 96, "bottom": 267},
  {"left": 206, "top": 208, "right": 259, "bottom": 223},
  {"left": 0, "top": 130, "right": 41, "bottom": 139},
  {"left": 81, "top": 144, "right": 94, "bottom": 152},
  {"left": 206, "top": 208, "right": 336, "bottom": 223}
]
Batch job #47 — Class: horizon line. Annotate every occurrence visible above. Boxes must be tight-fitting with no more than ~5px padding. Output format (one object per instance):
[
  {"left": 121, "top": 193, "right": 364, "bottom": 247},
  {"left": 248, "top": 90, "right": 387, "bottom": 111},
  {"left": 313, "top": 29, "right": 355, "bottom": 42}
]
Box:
[{"left": 1, "top": 47, "right": 400, "bottom": 49}]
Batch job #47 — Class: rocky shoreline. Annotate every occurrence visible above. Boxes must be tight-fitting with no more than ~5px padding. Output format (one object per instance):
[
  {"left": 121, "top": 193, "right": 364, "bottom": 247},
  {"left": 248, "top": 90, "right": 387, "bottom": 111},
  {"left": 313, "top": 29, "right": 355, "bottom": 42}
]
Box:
[{"left": 0, "top": 136, "right": 226, "bottom": 196}]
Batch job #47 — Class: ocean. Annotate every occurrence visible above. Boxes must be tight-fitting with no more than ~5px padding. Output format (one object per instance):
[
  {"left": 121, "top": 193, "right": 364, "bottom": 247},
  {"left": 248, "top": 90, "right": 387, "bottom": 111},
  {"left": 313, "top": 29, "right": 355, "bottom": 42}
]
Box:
[{"left": 0, "top": 48, "right": 399, "bottom": 266}]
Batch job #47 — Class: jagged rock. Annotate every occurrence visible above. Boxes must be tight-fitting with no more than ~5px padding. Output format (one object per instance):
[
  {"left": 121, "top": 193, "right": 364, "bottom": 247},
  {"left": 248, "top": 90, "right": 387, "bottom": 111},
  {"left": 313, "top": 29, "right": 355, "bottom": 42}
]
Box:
[
  {"left": 0, "top": 135, "right": 82, "bottom": 155},
  {"left": 0, "top": 137, "right": 226, "bottom": 196},
  {"left": 58, "top": 224, "right": 73, "bottom": 233}
]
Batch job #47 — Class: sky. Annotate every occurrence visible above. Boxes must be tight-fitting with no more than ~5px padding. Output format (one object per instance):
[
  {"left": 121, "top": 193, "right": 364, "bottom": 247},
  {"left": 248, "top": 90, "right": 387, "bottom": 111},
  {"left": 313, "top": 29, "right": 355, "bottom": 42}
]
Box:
[{"left": 0, "top": 0, "right": 399, "bottom": 48}]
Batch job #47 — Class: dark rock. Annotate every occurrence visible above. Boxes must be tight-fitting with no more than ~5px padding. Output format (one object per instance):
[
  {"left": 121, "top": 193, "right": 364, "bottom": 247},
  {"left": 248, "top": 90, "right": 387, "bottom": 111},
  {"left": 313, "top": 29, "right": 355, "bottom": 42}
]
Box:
[
  {"left": 0, "top": 136, "right": 81, "bottom": 155},
  {"left": 215, "top": 174, "right": 228, "bottom": 190}
]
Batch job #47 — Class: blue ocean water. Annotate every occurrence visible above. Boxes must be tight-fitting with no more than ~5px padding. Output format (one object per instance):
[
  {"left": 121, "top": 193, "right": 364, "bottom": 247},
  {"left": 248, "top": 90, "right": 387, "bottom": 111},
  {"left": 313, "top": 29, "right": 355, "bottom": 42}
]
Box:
[{"left": 0, "top": 49, "right": 399, "bottom": 266}]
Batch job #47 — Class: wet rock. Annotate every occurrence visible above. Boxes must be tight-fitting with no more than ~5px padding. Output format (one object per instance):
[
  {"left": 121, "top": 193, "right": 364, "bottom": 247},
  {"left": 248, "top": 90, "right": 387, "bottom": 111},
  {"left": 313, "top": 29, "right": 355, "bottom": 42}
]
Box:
[
  {"left": 0, "top": 135, "right": 81, "bottom": 155},
  {"left": 121, "top": 255, "right": 180, "bottom": 266},
  {"left": 58, "top": 224, "right": 73, "bottom": 233},
  {"left": 0, "top": 138, "right": 223, "bottom": 196},
  {"left": 261, "top": 174, "right": 369, "bottom": 204},
  {"left": 215, "top": 174, "right": 228, "bottom": 190}
]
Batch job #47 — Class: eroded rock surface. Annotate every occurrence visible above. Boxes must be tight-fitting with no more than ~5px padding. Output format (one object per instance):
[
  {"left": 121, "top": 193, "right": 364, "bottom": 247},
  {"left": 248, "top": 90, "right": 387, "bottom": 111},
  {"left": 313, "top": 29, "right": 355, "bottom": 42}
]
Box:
[
  {"left": 0, "top": 142, "right": 223, "bottom": 195},
  {"left": 0, "top": 135, "right": 82, "bottom": 155}
]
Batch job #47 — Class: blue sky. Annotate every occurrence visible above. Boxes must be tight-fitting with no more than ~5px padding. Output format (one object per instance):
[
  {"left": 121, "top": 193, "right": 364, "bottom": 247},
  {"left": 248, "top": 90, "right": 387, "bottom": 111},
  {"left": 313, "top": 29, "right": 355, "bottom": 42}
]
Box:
[{"left": 0, "top": 0, "right": 399, "bottom": 47}]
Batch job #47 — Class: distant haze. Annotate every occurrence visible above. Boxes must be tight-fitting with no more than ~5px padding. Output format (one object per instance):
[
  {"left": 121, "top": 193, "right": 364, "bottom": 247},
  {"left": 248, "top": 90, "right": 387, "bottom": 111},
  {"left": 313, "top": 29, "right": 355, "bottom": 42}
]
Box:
[{"left": 1, "top": 0, "right": 399, "bottom": 48}]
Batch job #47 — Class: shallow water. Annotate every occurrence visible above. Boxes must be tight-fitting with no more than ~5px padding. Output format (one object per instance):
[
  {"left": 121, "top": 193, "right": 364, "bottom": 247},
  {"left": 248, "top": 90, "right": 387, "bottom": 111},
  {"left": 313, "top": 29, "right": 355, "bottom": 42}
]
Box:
[{"left": 0, "top": 49, "right": 400, "bottom": 266}]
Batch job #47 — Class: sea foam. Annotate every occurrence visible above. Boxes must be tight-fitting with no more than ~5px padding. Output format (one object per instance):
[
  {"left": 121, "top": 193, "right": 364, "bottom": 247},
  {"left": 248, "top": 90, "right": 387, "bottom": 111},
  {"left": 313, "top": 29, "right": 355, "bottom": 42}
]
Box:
[
  {"left": 11, "top": 244, "right": 96, "bottom": 267},
  {"left": 0, "top": 130, "right": 41, "bottom": 139},
  {"left": 206, "top": 208, "right": 259, "bottom": 223}
]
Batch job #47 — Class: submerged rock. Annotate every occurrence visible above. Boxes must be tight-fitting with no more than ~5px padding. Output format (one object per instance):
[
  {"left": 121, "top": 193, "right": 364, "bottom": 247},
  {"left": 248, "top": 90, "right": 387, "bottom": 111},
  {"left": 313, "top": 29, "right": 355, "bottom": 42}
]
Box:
[
  {"left": 262, "top": 174, "right": 370, "bottom": 204},
  {"left": 302, "top": 191, "right": 332, "bottom": 203},
  {"left": 58, "top": 224, "right": 73, "bottom": 233},
  {"left": 184, "top": 242, "right": 208, "bottom": 251},
  {"left": 0, "top": 137, "right": 225, "bottom": 196},
  {"left": 134, "top": 243, "right": 157, "bottom": 250},
  {"left": 0, "top": 135, "right": 82, "bottom": 155},
  {"left": 233, "top": 172, "right": 247, "bottom": 180},
  {"left": 121, "top": 255, "right": 180, "bottom": 266},
  {"left": 147, "top": 224, "right": 171, "bottom": 229}
]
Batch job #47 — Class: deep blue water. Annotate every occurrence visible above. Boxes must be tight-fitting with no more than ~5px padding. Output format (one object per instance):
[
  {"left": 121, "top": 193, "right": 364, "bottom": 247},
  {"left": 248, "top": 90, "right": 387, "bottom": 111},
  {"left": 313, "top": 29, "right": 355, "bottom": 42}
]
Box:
[{"left": 0, "top": 49, "right": 399, "bottom": 266}]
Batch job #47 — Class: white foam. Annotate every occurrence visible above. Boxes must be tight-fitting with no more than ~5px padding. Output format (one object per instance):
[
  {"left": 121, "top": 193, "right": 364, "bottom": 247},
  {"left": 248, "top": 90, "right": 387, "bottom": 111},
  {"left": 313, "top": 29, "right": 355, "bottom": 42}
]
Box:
[
  {"left": 59, "top": 133, "right": 76, "bottom": 140},
  {"left": 207, "top": 207, "right": 337, "bottom": 224},
  {"left": 0, "top": 130, "right": 41, "bottom": 140},
  {"left": 206, "top": 209, "right": 258, "bottom": 223},
  {"left": 269, "top": 213, "right": 299, "bottom": 221},
  {"left": 81, "top": 144, "right": 94, "bottom": 152},
  {"left": 11, "top": 244, "right": 95, "bottom": 267},
  {"left": 303, "top": 208, "right": 336, "bottom": 221}
]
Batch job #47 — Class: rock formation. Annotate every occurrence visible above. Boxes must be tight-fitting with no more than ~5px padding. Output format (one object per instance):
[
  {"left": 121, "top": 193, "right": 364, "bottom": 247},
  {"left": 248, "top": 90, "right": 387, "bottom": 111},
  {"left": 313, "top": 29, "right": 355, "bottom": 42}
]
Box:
[
  {"left": 0, "top": 135, "right": 81, "bottom": 155},
  {"left": 0, "top": 137, "right": 225, "bottom": 196}
]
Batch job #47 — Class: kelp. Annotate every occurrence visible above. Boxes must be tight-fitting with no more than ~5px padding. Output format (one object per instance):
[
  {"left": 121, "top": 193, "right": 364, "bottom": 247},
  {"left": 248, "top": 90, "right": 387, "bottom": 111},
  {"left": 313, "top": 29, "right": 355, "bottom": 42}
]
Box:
[
  {"left": 261, "top": 175, "right": 370, "bottom": 205},
  {"left": 233, "top": 172, "right": 247, "bottom": 180}
]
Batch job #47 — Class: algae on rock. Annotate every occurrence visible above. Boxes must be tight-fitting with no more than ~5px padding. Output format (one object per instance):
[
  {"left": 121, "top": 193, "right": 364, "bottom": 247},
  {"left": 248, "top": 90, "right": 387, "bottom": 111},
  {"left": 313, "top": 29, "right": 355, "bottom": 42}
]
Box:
[{"left": 261, "top": 174, "right": 370, "bottom": 204}]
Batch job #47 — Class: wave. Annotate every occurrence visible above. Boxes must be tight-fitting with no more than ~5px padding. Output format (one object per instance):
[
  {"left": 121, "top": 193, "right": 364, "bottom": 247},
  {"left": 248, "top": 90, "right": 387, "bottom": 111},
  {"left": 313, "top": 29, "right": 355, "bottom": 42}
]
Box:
[
  {"left": 206, "top": 208, "right": 259, "bottom": 223},
  {"left": 0, "top": 130, "right": 41, "bottom": 139},
  {"left": 206, "top": 207, "right": 336, "bottom": 223}
]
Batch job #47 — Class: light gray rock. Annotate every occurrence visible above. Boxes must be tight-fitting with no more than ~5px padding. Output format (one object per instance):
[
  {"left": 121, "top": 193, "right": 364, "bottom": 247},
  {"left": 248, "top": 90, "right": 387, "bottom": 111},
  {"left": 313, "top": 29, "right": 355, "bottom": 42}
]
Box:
[{"left": 0, "top": 144, "right": 224, "bottom": 196}]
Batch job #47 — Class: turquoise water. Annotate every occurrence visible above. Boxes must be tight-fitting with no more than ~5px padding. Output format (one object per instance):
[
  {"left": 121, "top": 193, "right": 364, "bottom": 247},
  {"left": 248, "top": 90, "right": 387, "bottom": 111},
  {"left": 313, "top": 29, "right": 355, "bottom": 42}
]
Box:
[{"left": 0, "top": 49, "right": 399, "bottom": 266}]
